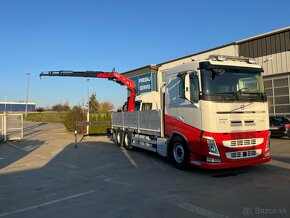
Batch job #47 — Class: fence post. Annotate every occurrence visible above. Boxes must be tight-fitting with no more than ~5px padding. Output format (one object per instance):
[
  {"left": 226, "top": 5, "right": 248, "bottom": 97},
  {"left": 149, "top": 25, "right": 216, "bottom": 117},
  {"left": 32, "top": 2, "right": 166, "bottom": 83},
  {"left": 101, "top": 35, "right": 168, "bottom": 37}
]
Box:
[{"left": 3, "top": 111, "right": 7, "bottom": 142}]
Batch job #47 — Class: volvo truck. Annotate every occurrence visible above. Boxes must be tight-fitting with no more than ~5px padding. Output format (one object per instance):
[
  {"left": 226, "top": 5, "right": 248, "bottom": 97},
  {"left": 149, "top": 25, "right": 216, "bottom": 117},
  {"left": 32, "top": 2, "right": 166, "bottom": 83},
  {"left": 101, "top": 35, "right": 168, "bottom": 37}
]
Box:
[{"left": 112, "top": 55, "right": 271, "bottom": 169}]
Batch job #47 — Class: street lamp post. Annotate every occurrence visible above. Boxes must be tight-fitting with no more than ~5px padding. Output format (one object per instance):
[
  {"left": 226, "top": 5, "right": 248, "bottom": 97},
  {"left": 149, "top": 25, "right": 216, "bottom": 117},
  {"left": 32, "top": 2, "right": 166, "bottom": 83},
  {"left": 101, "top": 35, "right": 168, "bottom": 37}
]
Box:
[
  {"left": 25, "top": 73, "right": 30, "bottom": 117},
  {"left": 87, "top": 79, "right": 90, "bottom": 135}
]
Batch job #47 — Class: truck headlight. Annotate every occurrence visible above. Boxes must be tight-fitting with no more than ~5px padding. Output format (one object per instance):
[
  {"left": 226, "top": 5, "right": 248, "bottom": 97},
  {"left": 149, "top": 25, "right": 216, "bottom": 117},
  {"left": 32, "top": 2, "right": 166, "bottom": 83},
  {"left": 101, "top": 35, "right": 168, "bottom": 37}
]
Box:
[
  {"left": 207, "top": 139, "right": 220, "bottom": 156},
  {"left": 203, "top": 136, "right": 220, "bottom": 156}
]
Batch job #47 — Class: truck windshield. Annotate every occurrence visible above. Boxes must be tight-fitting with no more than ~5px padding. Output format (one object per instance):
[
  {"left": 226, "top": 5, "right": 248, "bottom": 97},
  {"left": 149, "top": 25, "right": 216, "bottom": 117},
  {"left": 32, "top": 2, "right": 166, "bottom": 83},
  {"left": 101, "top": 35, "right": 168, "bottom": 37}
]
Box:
[{"left": 201, "top": 69, "right": 266, "bottom": 102}]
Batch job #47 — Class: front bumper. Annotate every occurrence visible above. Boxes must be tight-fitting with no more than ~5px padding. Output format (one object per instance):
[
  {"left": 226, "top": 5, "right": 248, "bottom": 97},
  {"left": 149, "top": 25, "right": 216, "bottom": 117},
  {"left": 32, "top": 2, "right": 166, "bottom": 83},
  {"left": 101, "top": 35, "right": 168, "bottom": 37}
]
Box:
[{"left": 191, "top": 156, "right": 271, "bottom": 170}]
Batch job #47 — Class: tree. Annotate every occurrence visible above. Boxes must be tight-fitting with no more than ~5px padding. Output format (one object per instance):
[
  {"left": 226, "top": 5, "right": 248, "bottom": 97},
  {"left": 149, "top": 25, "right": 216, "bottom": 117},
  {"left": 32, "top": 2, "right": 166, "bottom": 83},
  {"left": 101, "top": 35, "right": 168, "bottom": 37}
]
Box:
[
  {"left": 89, "top": 93, "right": 100, "bottom": 112},
  {"left": 52, "top": 103, "right": 70, "bottom": 112},
  {"left": 100, "top": 101, "right": 114, "bottom": 111},
  {"left": 88, "top": 93, "right": 114, "bottom": 112}
]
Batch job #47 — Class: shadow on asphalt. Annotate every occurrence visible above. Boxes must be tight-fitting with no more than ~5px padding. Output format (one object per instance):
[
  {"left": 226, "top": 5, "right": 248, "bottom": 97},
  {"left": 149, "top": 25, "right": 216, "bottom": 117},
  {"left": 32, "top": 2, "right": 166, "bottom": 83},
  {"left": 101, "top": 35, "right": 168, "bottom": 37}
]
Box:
[
  {"left": 1, "top": 136, "right": 289, "bottom": 177},
  {"left": 0, "top": 138, "right": 263, "bottom": 176},
  {"left": 24, "top": 130, "right": 42, "bottom": 138},
  {"left": 24, "top": 123, "right": 48, "bottom": 132}
]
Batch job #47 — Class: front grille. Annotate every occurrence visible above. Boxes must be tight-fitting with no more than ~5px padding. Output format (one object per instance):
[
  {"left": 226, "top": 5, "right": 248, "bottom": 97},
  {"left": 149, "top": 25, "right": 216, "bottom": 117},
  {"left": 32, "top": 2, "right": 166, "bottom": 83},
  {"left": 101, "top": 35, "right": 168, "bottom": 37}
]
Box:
[
  {"left": 226, "top": 149, "right": 261, "bottom": 159},
  {"left": 231, "top": 139, "right": 256, "bottom": 147},
  {"left": 223, "top": 138, "right": 263, "bottom": 148}
]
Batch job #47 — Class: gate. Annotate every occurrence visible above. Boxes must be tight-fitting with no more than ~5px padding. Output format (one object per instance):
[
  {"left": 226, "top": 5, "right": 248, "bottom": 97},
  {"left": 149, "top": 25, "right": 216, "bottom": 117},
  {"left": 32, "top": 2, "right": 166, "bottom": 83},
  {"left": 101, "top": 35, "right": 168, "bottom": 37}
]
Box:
[{"left": 0, "top": 112, "right": 23, "bottom": 142}]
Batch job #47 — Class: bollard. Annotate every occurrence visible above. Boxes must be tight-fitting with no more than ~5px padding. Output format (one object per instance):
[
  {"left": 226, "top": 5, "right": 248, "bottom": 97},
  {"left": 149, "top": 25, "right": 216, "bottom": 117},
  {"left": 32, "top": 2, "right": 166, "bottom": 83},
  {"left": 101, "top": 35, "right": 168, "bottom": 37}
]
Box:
[{"left": 74, "top": 130, "right": 78, "bottom": 148}]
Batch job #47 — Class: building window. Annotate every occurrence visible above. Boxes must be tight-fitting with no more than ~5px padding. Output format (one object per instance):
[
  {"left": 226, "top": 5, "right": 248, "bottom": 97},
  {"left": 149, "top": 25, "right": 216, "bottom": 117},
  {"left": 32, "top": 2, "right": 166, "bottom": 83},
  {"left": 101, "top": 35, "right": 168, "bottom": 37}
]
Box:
[{"left": 264, "top": 73, "right": 290, "bottom": 115}]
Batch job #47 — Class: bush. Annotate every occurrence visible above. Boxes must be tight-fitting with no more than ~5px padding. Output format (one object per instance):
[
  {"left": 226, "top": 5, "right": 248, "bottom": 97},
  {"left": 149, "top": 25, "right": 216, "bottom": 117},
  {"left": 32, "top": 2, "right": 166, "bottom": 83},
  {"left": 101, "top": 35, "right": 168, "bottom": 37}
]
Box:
[
  {"left": 63, "top": 106, "right": 86, "bottom": 133},
  {"left": 36, "top": 107, "right": 45, "bottom": 112}
]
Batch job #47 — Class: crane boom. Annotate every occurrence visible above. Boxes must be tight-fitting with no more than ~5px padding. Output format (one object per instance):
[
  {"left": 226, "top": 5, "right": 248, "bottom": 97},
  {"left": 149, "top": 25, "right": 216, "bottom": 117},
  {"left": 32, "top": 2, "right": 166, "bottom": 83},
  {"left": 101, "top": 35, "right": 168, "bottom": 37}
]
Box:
[{"left": 40, "top": 70, "right": 136, "bottom": 112}]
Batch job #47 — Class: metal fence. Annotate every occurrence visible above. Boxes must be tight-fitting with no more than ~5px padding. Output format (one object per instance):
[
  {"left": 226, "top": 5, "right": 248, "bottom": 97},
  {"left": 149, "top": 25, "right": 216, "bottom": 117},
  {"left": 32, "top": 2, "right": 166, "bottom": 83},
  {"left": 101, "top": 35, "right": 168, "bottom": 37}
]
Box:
[{"left": 0, "top": 112, "right": 23, "bottom": 142}]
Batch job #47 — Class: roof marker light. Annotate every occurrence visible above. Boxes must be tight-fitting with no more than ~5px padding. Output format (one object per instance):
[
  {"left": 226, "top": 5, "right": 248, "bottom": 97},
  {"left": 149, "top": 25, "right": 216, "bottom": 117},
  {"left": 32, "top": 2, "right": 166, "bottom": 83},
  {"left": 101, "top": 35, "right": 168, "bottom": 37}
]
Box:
[
  {"left": 248, "top": 58, "right": 256, "bottom": 64},
  {"left": 217, "top": 56, "right": 226, "bottom": 61}
]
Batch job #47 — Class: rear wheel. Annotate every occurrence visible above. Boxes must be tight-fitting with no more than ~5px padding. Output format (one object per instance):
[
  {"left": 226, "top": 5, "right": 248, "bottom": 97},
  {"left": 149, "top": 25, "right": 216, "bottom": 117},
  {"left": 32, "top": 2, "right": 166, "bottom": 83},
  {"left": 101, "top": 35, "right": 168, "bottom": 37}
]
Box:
[
  {"left": 123, "top": 130, "right": 133, "bottom": 150},
  {"left": 170, "top": 136, "right": 190, "bottom": 170},
  {"left": 116, "top": 129, "right": 124, "bottom": 147}
]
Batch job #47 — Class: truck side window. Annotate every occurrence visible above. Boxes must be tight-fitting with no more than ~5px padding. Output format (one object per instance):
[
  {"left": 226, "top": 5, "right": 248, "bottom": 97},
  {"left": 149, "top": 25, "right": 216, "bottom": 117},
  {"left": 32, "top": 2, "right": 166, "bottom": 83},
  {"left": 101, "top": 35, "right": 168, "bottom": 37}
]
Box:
[
  {"left": 190, "top": 74, "right": 199, "bottom": 102},
  {"left": 134, "top": 101, "right": 141, "bottom": 111},
  {"left": 179, "top": 75, "right": 185, "bottom": 99},
  {"left": 142, "top": 103, "right": 152, "bottom": 111}
]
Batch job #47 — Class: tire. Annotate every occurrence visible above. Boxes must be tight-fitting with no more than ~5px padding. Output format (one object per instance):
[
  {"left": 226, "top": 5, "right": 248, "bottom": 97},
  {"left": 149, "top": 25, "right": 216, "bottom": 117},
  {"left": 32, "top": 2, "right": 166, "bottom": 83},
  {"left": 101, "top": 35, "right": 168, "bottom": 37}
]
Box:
[
  {"left": 170, "top": 136, "right": 190, "bottom": 170},
  {"left": 123, "top": 130, "right": 133, "bottom": 150},
  {"left": 116, "top": 129, "right": 124, "bottom": 147}
]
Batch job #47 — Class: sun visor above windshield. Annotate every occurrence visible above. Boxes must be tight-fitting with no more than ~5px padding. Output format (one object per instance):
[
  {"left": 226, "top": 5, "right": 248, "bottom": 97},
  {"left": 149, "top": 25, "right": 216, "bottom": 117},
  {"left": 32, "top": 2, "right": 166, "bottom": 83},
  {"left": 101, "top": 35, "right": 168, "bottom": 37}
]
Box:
[{"left": 199, "top": 61, "right": 264, "bottom": 72}]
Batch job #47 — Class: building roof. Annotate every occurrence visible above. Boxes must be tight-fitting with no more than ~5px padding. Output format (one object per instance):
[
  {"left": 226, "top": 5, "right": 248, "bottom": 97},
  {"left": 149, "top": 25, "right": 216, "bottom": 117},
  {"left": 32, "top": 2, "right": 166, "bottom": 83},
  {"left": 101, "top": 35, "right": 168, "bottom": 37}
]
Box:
[
  {"left": 236, "top": 26, "right": 290, "bottom": 44},
  {"left": 122, "top": 26, "right": 290, "bottom": 74},
  {"left": 156, "top": 42, "right": 236, "bottom": 67},
  {"left": 122, "top": 65, "right": 158, "bottom": 76},
  {"left": 0, "top": 102, "right": 36, "bottom": 105}
]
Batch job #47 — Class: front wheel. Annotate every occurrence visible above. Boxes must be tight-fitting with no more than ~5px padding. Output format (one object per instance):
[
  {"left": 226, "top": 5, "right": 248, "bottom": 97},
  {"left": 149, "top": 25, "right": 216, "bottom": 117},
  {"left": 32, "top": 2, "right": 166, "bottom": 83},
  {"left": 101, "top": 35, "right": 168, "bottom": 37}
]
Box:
[{"left": 171, "top": 136, "right": 190, "bottom": 170}]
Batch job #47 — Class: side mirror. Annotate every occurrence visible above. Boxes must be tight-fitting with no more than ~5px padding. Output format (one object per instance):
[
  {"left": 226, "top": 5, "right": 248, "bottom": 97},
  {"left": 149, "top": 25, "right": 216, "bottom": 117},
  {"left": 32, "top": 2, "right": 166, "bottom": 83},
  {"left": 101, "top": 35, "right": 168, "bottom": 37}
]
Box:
[{"left": 184, "top": 74, "right": 191, "bottom": 101}]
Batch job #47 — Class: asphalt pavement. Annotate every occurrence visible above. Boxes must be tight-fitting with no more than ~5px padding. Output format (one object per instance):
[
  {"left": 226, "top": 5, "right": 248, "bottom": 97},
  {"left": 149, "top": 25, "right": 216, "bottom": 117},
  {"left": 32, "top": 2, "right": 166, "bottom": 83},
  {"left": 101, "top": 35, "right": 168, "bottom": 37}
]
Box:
[{"left": 0, "top": 121, "right": 289, "bottom": 218}]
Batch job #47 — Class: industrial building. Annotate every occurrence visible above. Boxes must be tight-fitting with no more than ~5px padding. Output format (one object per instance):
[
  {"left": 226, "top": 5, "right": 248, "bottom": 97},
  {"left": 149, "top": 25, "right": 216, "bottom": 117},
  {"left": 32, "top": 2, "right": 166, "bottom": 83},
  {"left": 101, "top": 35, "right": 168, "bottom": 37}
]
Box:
[
  {"left": 123, "top": 26, "right": 290, "bottom": 115},
  {"left": 0, "top": 102, "right": 36, "bottom": 112}
]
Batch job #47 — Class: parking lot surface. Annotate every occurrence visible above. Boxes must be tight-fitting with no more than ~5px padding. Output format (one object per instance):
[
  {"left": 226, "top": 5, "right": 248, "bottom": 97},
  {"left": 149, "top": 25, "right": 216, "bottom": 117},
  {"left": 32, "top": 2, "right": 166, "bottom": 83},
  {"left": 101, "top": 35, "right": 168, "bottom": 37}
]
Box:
[{"left": 0, "top": 122, "right": 290, "bottom": 218}]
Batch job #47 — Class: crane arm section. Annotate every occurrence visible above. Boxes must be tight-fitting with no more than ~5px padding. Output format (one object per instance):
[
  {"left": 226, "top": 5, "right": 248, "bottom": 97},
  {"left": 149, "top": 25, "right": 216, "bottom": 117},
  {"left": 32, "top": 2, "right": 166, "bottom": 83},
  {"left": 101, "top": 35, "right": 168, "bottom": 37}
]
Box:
[{"left": 40, "top": 70, "right": 136, "bottom": 112}]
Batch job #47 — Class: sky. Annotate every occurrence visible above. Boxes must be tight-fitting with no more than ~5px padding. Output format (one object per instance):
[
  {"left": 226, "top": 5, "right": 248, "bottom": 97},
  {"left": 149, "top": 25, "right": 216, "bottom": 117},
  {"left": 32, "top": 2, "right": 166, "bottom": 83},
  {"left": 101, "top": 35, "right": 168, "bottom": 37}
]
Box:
[{"left": 0, "top": 0, "right": 289, "bottom": 109}]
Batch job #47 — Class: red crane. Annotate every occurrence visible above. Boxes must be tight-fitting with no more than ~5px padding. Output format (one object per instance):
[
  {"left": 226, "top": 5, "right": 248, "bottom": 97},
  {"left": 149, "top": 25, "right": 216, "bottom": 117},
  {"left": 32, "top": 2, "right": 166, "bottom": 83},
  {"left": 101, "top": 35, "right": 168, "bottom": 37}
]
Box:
[{"left": 39, "top": 70, "right": 136, "bottom": 112}]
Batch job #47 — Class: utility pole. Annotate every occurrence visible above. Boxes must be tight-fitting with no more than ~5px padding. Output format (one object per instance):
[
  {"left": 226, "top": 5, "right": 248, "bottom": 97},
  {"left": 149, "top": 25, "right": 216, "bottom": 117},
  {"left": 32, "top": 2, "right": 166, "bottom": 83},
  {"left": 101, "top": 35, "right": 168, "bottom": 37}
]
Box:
[{"left": 25, "top": 73, "right": 30, "bottom": 117}]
